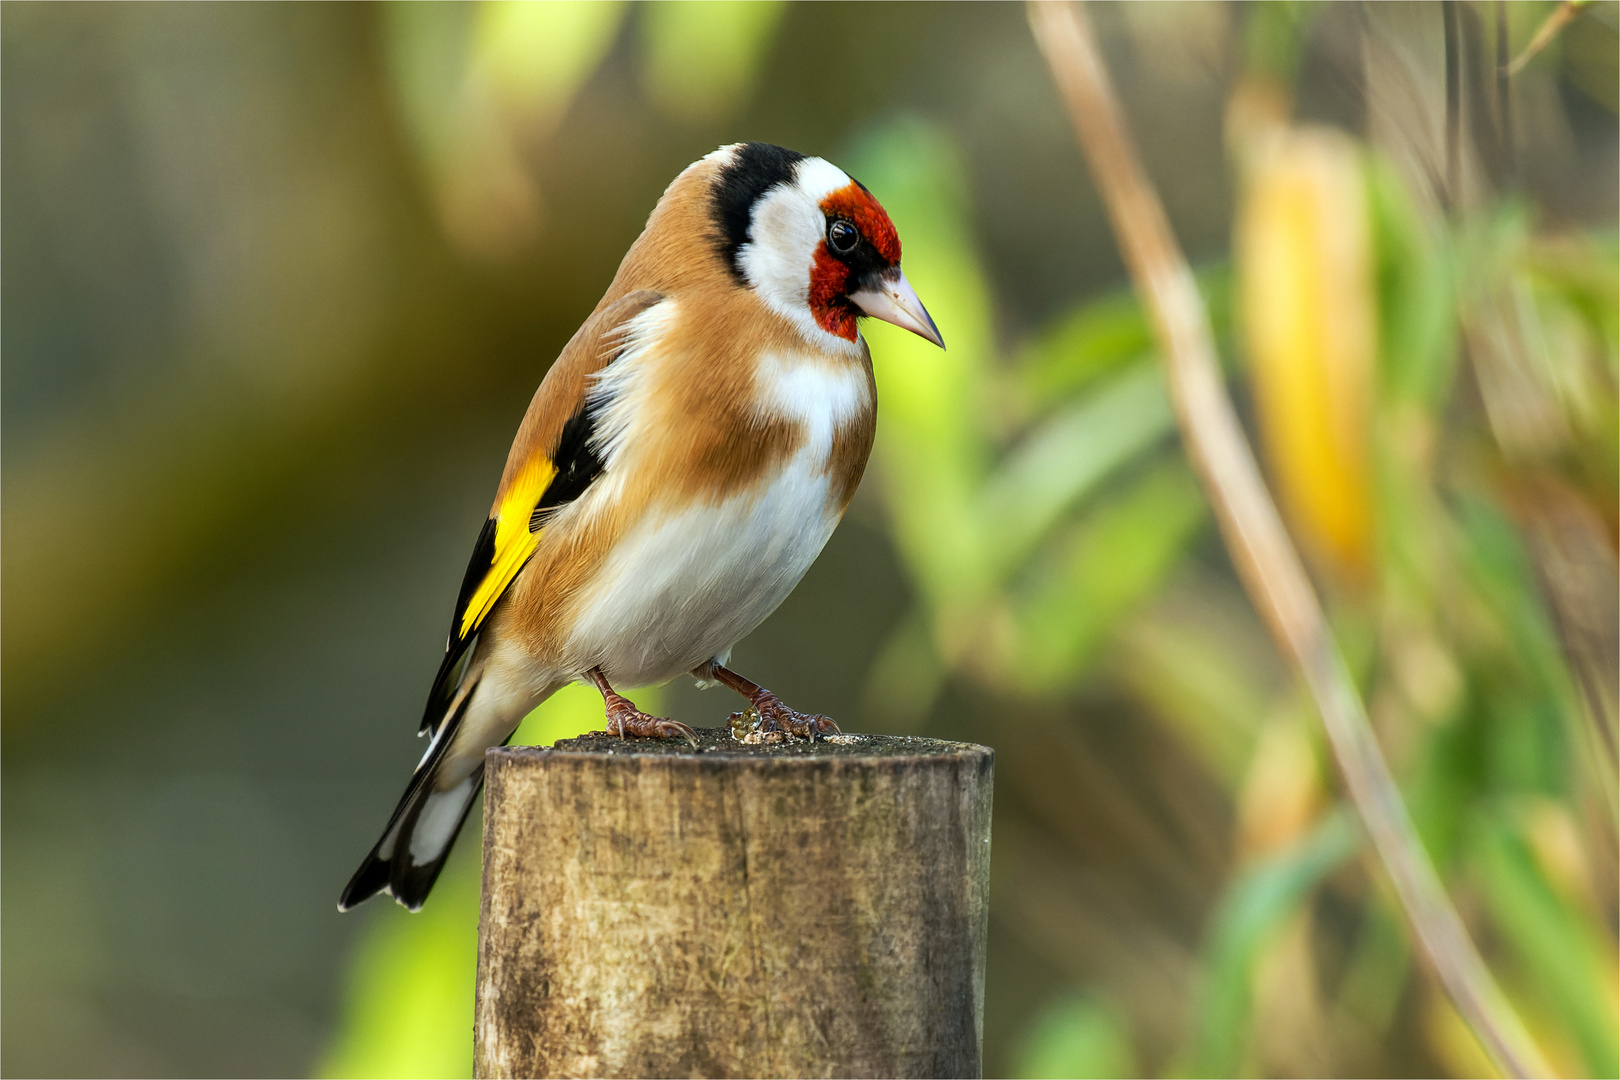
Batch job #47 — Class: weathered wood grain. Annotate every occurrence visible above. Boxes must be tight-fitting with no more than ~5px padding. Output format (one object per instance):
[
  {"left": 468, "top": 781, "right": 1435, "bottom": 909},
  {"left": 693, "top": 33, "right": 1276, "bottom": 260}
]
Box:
[{"left": 475, "top": 728, "right": 993, "bottom": 1079}]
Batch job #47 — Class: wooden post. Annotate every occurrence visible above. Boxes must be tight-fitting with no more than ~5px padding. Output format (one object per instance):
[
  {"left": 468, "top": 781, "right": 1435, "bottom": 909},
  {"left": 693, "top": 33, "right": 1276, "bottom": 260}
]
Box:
[{"left": 475, "top": 728, "right": 994, "bottom": 1079}]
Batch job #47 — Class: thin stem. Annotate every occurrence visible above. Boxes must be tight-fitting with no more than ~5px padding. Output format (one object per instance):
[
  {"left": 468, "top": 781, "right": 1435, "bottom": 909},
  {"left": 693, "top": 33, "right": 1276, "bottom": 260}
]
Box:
[
  {"left": 1025, "top": 3, "right": 1553, "bottom": 1077},
  {"left": 1508, "top": 0, "right": 1587, "bottom": 76},
  {"left": 1444, "top": 0, "right": 1463, "bottom": 208},
  {"left": 1495, "top": 1, "right": 1515, "bottom": 182}
]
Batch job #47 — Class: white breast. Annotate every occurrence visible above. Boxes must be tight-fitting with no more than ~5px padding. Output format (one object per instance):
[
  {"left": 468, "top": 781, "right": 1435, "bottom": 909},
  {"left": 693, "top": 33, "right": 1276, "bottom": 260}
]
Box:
[
  {"left": 563, "top": 351, "right": 869, "bottom": 688},
  {"left": 751, "top": 350, "right": 869, "bottom": 457}
]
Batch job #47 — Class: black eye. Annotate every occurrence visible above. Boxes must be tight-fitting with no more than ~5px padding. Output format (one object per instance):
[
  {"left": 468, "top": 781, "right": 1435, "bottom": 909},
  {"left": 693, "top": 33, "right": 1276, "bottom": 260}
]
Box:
[{"left": 827, "top": 219, "right": 858, "bottom": 254}]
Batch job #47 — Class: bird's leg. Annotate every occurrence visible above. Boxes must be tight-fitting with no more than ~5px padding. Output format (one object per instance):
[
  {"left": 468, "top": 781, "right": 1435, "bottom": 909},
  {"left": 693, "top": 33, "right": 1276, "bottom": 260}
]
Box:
[
  {"left": 587, "top": 667, "right": 696, "bottom": 747},
  {"left": 694, "top": 661, "right": 840, "bottom": 740}
]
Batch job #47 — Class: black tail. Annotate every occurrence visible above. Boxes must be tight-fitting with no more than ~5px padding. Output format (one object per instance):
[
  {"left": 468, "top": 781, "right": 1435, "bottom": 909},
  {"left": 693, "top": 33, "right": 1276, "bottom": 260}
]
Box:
[{"left": 339, "top": 697, "right": 483, "bottom": 912}]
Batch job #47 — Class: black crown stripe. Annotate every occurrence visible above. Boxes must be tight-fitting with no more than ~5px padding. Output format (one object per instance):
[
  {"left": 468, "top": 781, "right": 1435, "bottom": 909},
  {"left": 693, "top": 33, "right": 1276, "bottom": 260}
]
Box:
[{"left": 711, "top": 143, "right": 805, "bottom": 285}]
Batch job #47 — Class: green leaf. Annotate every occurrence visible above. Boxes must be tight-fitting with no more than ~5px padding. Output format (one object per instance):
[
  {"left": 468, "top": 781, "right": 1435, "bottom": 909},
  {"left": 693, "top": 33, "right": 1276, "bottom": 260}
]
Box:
[
  {"left": 1111, "top": 578, "right": 1277, "bottom": 788},
  {"left": 1185, "top": 811, "right": 1359, "bottom": 1078},
  {"left": 1240, "top": 0, "right": 1311, "bottom": 84},
  {"left": 848, "top": 119, "right": 998, "bottom": 613},
  {"left": 1018, "top": 290, "right": 1155, "bottom": 407},
  {"left": 1366, "top": 151, "right": 1458, "bottom": 409},
  {"left": 1018, "top": 265, "right": 1232, "bottom": 411},
  {"left": 1016, "top": 992, "right": 1137, "bottom": 1080},
  {"left": 982, "top": 366, "right": 1177, "bottom": 582},
  {"left": 1471, "top": 816, "right": 1620, "bottom": 1078},
  {"left": 1009, "top": 458, "right": 1206, "bottom": 693}
]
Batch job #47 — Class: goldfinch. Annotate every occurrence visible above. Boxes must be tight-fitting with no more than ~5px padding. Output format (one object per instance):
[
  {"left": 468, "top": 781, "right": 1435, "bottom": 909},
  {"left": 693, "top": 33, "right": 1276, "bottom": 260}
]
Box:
[{"left": 339, "top": 143, "right": 943, "bottom": 912}]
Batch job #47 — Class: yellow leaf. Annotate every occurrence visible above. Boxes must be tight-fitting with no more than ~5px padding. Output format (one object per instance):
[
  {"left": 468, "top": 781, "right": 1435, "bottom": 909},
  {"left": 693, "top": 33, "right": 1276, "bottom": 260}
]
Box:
[{"left": 1238, "top": 128, "right": 1376, "bottom": 585}]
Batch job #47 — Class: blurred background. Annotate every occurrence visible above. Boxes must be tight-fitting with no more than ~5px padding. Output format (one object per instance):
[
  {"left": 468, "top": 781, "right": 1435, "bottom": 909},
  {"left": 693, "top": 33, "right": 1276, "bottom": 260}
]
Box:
[{"left": 2, "top": 2, "right": 1615, "bottom": 1076}]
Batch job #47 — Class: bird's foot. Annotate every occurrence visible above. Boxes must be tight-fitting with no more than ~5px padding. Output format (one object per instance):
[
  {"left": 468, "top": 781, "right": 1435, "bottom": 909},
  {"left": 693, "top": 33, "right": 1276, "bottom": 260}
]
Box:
[
  {"left": 700, "top": 662, "right": 838, "bottom": 743},
  {"left": 735, "top": 691, "right": 839, "bottom": 742},
  {"left": 604, "top": 693, "right": 697, "bottom": 747}
]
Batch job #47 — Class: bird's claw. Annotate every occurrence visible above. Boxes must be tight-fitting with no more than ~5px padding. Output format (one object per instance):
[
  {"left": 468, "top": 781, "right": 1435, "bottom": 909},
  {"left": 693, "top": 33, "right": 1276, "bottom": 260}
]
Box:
[
  {"left": 751, "top": 692, "right": 839, "bottom": 741},
  {"left": 604, "top": 695, "right": 697, "bottom": 748}
]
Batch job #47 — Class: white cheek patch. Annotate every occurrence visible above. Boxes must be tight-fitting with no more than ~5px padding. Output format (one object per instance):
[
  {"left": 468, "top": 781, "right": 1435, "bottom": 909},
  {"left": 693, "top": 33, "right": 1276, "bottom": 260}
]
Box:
[
  {"left": 735, "top": 157, "right": 862, "bottom": 355},
  {"left": 736, "top": 185, "right": 821, "bottom": 311}
]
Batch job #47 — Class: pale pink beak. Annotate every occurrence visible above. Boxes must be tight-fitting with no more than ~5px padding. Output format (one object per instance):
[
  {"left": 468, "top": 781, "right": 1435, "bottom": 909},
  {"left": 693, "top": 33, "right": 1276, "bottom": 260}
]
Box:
[{"left": 849, "top": 269, "right": 945, "bottom": 349}]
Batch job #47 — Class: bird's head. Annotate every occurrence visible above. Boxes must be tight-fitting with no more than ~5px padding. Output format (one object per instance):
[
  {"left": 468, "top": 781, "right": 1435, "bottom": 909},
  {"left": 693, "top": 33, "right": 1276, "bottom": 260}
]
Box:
[{"left": 709, "top": 142, "right": 945, "bottom": 351}]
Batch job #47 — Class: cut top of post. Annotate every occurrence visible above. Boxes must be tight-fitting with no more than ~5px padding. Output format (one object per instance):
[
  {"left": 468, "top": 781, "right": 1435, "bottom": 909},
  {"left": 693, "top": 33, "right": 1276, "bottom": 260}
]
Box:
[{"left": 533, "top": 727, "right": 991, "bottom": 762}]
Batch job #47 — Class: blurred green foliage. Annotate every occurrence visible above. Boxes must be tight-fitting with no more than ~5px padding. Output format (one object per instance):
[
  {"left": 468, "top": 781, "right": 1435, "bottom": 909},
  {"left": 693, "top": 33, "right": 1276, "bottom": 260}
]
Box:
[
  {"left": 1018, "top": 991, "right": 1138, "bottom": 1079},
  {"left": 1185, "top": 811, "right": 1358, "bottom": 1077},
  {"left": 850, "top": 121, "right": 1216, "bottom": 718},
  {"left": 318, "top": 854, "right": 477, "bottom": 1080},
  {"left": 853, "top": 10, "right": 1616, "bottom": 1078},
  {"left": 640, "top": 1, "right": 786, "bottom": 123}
]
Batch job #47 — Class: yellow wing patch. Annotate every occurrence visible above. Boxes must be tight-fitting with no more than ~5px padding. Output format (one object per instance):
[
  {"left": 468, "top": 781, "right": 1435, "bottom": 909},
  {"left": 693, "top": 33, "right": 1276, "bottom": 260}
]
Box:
[{"left": 458, "top": 455, "right": 556, "bottom": 639}]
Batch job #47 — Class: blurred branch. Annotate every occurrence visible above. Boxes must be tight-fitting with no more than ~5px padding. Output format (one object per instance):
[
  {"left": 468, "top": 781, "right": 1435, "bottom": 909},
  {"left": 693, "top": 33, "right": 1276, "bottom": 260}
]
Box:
[
  {"left": 1026, "top": 3, "right": 1554, "bottom": 1077},
  {"left": 1444, "top": 0, "right": 1462, "bottom": 205},
  {"left": 1508, "top": 0, "right": 1590, "bottom": 75},
  {"left": 1494, "top": 2, "right": 1514, "bottom": 181}
]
